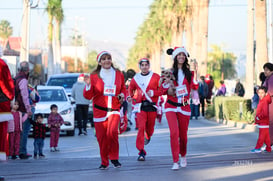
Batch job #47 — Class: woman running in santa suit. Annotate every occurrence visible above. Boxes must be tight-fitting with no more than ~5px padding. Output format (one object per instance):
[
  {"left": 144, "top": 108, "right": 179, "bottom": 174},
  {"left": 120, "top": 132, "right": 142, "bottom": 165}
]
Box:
[
  {"left": 83, "top": 51, "right": 126, "bottom": 170},
  {"left": 160, "top": 47, "right": 199, "bottom": 170}
]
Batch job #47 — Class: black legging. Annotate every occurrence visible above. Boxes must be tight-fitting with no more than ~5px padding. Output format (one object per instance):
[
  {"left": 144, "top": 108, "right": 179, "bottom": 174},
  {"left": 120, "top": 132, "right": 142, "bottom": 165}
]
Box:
[{"left": 76, "top": 104, "right": 89, "bottom": 132}]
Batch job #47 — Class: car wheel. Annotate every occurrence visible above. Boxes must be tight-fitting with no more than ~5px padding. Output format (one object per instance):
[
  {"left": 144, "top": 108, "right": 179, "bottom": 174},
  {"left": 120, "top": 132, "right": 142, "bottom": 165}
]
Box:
[{"left": 67, "top": 129, "right": 75, "bottom": 136}]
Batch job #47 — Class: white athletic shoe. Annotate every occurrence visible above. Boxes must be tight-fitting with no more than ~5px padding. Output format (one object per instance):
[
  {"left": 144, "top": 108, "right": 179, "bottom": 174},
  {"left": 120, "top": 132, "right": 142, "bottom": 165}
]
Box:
[
  {"left": 171, "top": 162, "right": 179, "bottom": 170},
  {"left": 180, "top": 157, "right": 187, "bottom": 167},
  {"left": 261, "top": 145, "right": 266, "bottom": 151}
]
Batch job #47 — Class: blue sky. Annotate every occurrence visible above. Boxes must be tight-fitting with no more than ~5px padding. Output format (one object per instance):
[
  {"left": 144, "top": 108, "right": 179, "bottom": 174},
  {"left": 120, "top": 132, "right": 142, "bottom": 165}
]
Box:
[{"left": 0, "top": 0, "right": 269, "bottom": 56}]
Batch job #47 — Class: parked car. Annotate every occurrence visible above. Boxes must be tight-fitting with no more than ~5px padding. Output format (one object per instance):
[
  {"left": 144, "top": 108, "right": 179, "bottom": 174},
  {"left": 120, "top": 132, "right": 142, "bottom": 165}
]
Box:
[
  {"left": 46, "top": 73, "right": 93, "bottom": 127},
  {"left": 33, "top": 85, "right": 75, "bottom": 136},
  {"left": 46, "top": 73, "right": 81, "bottom": 96}
]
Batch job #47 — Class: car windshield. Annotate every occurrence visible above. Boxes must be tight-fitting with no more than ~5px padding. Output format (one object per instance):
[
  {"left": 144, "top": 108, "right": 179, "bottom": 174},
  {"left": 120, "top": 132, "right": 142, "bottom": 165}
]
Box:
[
  {"left": 47, "top": 77, "right": 78, "bottom": 89},
  {"left": 39, "top": 89, "right": 67, "bottom": 102}
]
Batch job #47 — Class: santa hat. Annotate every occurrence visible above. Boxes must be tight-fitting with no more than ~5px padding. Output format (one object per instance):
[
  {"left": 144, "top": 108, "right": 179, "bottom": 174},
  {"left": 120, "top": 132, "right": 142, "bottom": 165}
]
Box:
[
  {"left": 166, "top": 46, "right": 189, "bottom": 60},
  {"left": 78, "top": 73, "right": 85, "bottom": 81},
  {"left": 138, "top": 58, "right": 150, "bottom": 65},
  {"left": 96, "top": 51, "right": 111, "bottom": 62}
]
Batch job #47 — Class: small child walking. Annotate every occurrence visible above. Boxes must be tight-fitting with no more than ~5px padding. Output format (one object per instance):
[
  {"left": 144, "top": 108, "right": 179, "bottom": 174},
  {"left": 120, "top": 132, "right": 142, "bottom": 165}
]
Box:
[
  {"left": 31, "top": 113, "right": 46, "bottom": 159},
  {"left": 48, "top": 104, "right": 64, "bottom": 152},
  {"left": 251, "top": 86, "right": 272, "bottom": 153},
  {"left": 8, "top": 101, "right": 28, "bottom": 159}
]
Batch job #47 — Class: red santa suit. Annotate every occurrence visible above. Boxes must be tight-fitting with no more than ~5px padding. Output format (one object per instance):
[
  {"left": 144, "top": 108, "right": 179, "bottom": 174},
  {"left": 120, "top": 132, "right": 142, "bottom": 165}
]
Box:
[
  {"left": 0, "top": 58, "right": 15, "bottom": 160},
  {"left": 129, "top": 71, "right": 161, "bottom": 156},
  {"left": 161, "top": 47, "right": 199, "bottom": 166},
  {"left": 255, "top": 93, "right": 272, "bottom": 152},
  {"left": 83, "top": 67, "right": 126, "bottom": 167},
  {"left": 161, "top": 70, "right": 198, "bottom": 163}
]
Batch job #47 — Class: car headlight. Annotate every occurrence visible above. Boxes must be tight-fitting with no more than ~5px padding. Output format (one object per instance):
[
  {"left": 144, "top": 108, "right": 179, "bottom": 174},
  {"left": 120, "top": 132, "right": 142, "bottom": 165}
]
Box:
[{"left": 60, "top": 108, "right": 72, "bottom": 115}]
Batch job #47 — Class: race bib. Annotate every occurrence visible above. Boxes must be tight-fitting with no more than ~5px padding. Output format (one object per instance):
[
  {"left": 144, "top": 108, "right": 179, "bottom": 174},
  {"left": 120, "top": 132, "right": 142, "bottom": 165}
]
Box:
[
  {"left": 104, "top": 85, "right": 116, "bottom": 96},
  {"left": 132, "top": 103, "right": 141, "bottom": 113},
  {"left": 176, "top": 85, "right": 188, "bottom": 97}
]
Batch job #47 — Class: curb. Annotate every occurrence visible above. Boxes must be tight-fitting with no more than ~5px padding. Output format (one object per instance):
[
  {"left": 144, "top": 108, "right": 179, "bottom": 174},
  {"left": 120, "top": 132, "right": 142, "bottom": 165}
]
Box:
[{"left": 208, "top": 118, "right": 259, "bottom": 133}]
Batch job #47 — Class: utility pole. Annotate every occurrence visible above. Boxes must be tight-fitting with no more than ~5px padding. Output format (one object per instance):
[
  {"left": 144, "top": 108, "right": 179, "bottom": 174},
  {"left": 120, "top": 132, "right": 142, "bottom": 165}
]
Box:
[{"left": 20, "top": 0, "right": 30, "bottom": 63}]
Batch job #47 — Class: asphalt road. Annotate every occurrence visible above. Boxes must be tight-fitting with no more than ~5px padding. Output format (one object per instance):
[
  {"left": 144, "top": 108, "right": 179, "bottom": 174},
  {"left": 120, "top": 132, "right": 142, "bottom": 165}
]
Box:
[{"left": 1, "top": 117, "right": 273, "bottom": 181}]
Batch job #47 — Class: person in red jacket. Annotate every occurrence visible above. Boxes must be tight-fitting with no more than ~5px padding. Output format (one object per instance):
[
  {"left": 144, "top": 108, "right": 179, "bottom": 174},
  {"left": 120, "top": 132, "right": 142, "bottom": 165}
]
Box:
[
  {"left": 251, "top": 86, "right": 272, "bottom": 153},
  {"left": 160, "top": 47, "right": 198, "bottom": 170},
  {"left": 0, "top": 52, "right": 15, "bottom": 161},
  {"left": 83, "top": 51, "right": 126, "bottom": 170},
  {"left": 128, "top": 58, "right": 161, "bottom": 161}
]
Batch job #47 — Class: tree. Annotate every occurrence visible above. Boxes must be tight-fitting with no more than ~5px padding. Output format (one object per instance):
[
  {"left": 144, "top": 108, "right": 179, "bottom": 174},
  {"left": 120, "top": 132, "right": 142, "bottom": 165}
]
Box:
[
  {"left": 46, "top": 0, "right": 64, "bottom": 76},
  {"left": 255, "top": 0, "right": 268, "bottom": 83},
  {"left": 87, "top": 51, "right": 98, "bottom": 72},
  {"left": 0, "top": 20, "right": 13, "bottom": 45},
  {"left": 207, "top": 45, "right": 237, "bottom": 86}
]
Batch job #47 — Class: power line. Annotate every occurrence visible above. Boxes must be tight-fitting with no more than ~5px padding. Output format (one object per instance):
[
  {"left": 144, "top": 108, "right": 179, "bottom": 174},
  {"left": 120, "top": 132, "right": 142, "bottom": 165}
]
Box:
[{"left": 0, "top": 4, "right": 250, "bottom": 10}]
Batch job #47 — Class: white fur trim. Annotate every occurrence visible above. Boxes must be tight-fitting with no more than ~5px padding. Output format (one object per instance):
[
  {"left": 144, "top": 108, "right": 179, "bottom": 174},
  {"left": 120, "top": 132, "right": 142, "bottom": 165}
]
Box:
[
  {"left": 172, "top": 47, "right": 188, "bottom": 60},
  {"left": 97, "top": 51, "right": 111, "bottom": 62},
  {"left": 163, "top": 107, "right": 191, "bottom": 116},
  {"left": 0, "top": 112, "right": 13, "bottom": 123},
  {"left": 257, "top": 125, "right": 269, "bottom": 128},
  {"left": 93, "top": 111, "right": 120, "bottom": 122}
]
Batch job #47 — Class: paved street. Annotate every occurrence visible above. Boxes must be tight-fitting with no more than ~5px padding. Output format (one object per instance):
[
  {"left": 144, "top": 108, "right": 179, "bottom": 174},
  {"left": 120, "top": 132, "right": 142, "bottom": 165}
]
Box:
[{"left": 1, "top": 117, "right": 273, "bottom": 181}]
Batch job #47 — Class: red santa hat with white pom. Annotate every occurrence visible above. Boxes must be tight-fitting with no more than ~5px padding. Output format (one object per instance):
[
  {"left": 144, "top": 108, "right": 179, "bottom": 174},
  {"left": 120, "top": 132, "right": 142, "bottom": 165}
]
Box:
[
  {"left": 166, "top": 46, "right": 189, "bottom": 60},
  {"left": 96, "top": 51, "right": 111, "bottom": 62}
]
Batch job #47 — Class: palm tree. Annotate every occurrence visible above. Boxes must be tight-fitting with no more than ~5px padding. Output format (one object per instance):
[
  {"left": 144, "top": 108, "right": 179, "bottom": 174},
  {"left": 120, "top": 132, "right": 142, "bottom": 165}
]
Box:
[
  {"left": 0, "top": 20, "right": 13, "bottom": 47},
  {"left": 245, "top": 0, "right": 255, "bottom": 98},
  {"left": 255, "top": 0, "right": 268, "bottom": 83},
  {"left": 198, "top": 0, "right": 209, "bottom": 76},
  {"left": 52, "top": 0, "right": 64, "bottom": 74},
  {"left": 46, "top": 0, "right": 64, "bottom": 76}
]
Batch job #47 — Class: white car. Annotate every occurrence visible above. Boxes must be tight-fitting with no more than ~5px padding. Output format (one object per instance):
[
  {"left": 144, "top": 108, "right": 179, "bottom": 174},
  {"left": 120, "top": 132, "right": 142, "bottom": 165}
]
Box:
[{"left": 34, "top": 85, "right": 75, "bottom": 136}]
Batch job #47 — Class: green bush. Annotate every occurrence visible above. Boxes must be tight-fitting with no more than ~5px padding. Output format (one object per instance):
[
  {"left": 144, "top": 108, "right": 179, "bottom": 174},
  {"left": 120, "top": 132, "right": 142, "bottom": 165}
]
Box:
[
  {"left": 213, "top": 96, "right": 252, "bottom": 123},
  {"left": 205, "top": 104, "right": 215, "bottom": 118}
]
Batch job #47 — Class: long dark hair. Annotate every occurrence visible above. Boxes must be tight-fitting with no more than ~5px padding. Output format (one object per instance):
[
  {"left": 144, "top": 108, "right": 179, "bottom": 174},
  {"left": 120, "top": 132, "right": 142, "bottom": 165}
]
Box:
[{"left": 172, "top": 56, "right": 192, "bottom": 83}]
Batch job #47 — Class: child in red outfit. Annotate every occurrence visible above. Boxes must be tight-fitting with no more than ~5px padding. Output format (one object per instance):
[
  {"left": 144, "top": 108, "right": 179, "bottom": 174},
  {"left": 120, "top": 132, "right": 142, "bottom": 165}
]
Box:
[
  {"left": 8, "top": 101, "right": 28, "bottom": 159},
  {"left": 48, "top": 104, "right": 64, "bottom": 152},
  {"left": 251, "top": 86, "right": 272, "bottom": 153}
]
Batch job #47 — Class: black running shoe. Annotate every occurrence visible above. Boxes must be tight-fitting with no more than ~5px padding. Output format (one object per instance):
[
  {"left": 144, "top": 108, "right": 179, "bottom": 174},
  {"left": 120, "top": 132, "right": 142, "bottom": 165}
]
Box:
[
  {"left": 19, "top": 154, "right": 29, "bottom": 159},
  {"left": 99, "top": 164, "right": 109, "bottom": 170},
  {"left": 39, "top": 154, "right": 45, "bottom": 158},
  {"left": 144, "top": 137, "right": 151, "bottom": 145},
  {"left": 137, "top": 150, "right": 146, "bottom": 161},
  {"left": 111, "top": 160, "right": 122, "bottom": 168}
]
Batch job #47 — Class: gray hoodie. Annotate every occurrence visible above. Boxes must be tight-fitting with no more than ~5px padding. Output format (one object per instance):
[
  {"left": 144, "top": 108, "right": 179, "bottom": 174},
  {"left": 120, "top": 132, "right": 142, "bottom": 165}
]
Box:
[{"left": 71, "top": 80, "right": 90, "bottom": 105}]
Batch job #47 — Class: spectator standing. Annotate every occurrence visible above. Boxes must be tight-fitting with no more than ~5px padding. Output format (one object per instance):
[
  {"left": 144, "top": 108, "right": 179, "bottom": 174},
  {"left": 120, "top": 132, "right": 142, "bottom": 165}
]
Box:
[
  {"left": 198, "top": 76, "right": 208, "bottom": 117},
  {"left": 251, "top": 86, "right": 259, "bottom": 113},
  {"left": 72, "top": 74, "right": 90, "bottom": 136},
  {"left": 263, "top": 63, "right": 273, "bottom": 147},
  {"left": 15, "top": 61, "right": 32, "bottom": 159},
  {"left": 190, "top": 89, "right": 200, "bottom": 120},
  {"left": 205, "top": 74, "right": 214, "bottom": 104},
  {"left": 259, "top": 72, "right": 266, "bottom": 86},
  {"left": 48, "top": 104, "right": 64, "bottom": 152},
  {"left": 8, "top": 101, "right": 28, "bottom": 159},
  {"left": 160, "top": 47, "right": 199, "bottom": 170},
  {"left": 234, "top": 79, "right": 245, "bottom": 97},
  {"left": 251, "top": 86, "right": 272, "bottom": 153},
  {"left": 31, "top": 113, "right": 46, "bottom": 159},
  {"left": 83, "top": 51, "right": 126, "bottom": 170},
  {"left": 0, "top": 47, "right": 15, "bottom": 160},
  {"left": 128, "top": 58, "right": 161, "bottom": 162},
  {"left": 216, "top": 80, "right": 226, "bottom": 96}
]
